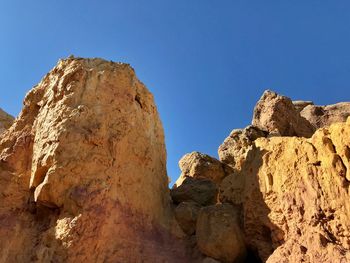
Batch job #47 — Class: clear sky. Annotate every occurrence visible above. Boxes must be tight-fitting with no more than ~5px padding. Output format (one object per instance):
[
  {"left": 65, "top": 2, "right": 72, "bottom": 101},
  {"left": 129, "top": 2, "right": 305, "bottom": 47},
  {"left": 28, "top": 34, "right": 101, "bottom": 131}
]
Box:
[{"left": 1, "top": 1, "right": 350, "bottom": 184}]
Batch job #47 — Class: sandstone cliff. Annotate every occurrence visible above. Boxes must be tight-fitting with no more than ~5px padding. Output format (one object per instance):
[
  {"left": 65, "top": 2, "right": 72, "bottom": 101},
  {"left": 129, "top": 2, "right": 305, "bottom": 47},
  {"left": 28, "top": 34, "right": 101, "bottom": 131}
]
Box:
[
  {"left": 0, "top": 57, "right": 190, "bottom": 262},
  {"left": 1, "top": 57, "right": 350, "bottom": 263}
]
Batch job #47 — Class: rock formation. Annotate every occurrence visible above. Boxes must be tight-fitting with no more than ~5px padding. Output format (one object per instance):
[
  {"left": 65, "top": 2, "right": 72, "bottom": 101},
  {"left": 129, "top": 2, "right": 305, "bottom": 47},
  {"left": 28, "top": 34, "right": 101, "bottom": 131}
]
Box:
[
  {"left": 300, "top": 102, "right": 350, "bottom": 129},
  {"left": 196, "top": 204, "right": 246, "bottom": 263},
  {"left": 292, "top": 100, "right": 314, "bottom": 112},
  {"left": 252, "top": 90, "right": 315, "bottom": 137},
  {"left": 172, "top": 90, "right": 350, "bottom": 262},
  {"left": 0, "top": 108, "right": 14, "bottom": 134},
  {"left": 0, "top": 57, "right": 191, "bottom": 262},
  {"left": 218, "top": 125, "right": 267, "bottom": 171},
  {"left": 175, "top": 152, "right": 227, "bottom": 186},
  {"left": 237, "top": 119, "right": 350, "bottom": 262},
  {"left": 2, "top": 57, "right": 350, "bottom": 263}
]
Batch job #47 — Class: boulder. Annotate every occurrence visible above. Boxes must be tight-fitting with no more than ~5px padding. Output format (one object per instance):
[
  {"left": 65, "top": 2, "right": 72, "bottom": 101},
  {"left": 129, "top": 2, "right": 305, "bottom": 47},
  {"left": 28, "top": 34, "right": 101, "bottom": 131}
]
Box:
[
  {"left": 300, "top": 102, "right": 350, "bottom": 129},
  {"left": 252, "top": 90, "right": 315, "bottom": 137},
  {"left": 175, "top": 152, "right": 227, "bottom": 186},
  {"left": 0, "top": 57, "right": 191, "bottom": 262},
  {"left": 171, "top": 177, "right": 218, "bottom": 206},
  {"left": 174, "top": 201, "right": 201, "bottom": 235},
  {"left": 196, "top": 204, "right": 246, "bottom": 263},
  {"left": 218, "top": 125, "right": 266, "bottom": 171},
  {"left": 292, "top": 100, "right": 314, "bottom": 112}
]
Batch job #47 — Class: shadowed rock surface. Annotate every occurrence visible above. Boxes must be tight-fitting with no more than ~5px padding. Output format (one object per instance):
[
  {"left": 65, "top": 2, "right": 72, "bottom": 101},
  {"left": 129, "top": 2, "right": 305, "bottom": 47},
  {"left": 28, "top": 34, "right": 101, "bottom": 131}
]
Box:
[
  {"left": 218, "top": 125, "right": 267, "bottom": 171},
  {"left": 174, "top": 201, "right": 201, "bottom": 235},
  {"left": 171, "top": 177, "right": 218, "bottom": 206},
  {"left": 292, "top": 100, "right": 314, "bottom": 112},
  {"left": 0, "top": 108, "right": 14, "bottom": 134},
  {"left": 300, "top": 102, "right": 350, "bottom": 129},
  {"left": 196, "top": 204, "right": 246, "bottom": 263}
]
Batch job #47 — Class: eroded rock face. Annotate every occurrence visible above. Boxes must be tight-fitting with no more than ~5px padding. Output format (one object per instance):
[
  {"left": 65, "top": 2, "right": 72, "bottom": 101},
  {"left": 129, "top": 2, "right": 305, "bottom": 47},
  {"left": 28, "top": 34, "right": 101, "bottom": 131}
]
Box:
[
  {"left": 218, "top": 125, "right": 266, "bottom": 171},
  {"left": 0, "top": 57, "right": 190, "bottom": 262},
  {"left": 0, "top": 108, "right": 14, "bottom": 134},
  {"left": 252, "top": 90, "right": 315, "bottom": 137},
  {"left": 171, "top": 177, "right": 218, "bottom": 206},
  {"left": 196, "top": 204, "right": 246, "bottom": 263},
  {"left": 175, "top": 151, "right": 227, "bottom": 186},
  {"left": 174, "top": 201, "right": 200, "bottom": 235},
  {"left": 171, "top": 90, "right": 350, "bottom": 262},
  {"left": 3, "top": 61, "right": 350, "bottom": 263},
  {"left": 300, "top": 102, "right": 350, "bottom": 129},
  {"left": 227, "top": 118, "right": 350, "bottom": 262}
]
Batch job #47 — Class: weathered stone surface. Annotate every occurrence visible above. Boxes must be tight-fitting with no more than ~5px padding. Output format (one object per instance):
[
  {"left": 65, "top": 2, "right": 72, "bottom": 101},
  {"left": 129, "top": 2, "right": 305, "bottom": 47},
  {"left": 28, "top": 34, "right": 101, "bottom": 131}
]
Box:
[
  {"left": 252, "top": 90, "right": 315, "bottom": 137},
  {"left": 171, "top": 177, "right": 218, "bottom": 206},
  {"left": 292, "top": 100, "right": 314, "bottom": 112},
  {"left": 196, "top": 204, "right": 246, "bottom": 263},
  {"left": 219, "top": 170, "right": 245, "bottom": 205},
  {"left": 0, "top": 108, "right": 14, "bottom": 134},
  {"left": 218, "top": 125, "right": 266, "bottom": 171},
  {"left": 300, "top": 102, "right": 350, "bottom": 129},
  {"left": 0, "top": 57, "right": 191, "bottom": 262},
  {"left": 175, "top": 151, "right": 226, "bottom": 186},
  {"left": 202, "top": 257, "right": 221, "bottom": 263},
  {"left": 226, "top": 117, "right": 350, "bottom": 262},
  {"left": 174, "top": 201, "right": 201, "bottom": 235}
]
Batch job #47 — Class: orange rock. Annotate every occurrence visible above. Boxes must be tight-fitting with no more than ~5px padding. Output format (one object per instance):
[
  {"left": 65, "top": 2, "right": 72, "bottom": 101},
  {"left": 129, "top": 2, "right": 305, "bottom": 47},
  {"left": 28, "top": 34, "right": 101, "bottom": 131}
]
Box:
[
  {"left": 224, "top": 117, "right": 350, "bottom": 262},
  {"left": 175, "top": 151, "right": 227, "bottom": 186},
  {"left": 252, "top": 90, "right": 315, "bottom": 137},
  {"left": 196, "top": 204, "right": 246, "bottom": 262},
  {"left": 0, "top": 57, "right": 191, "bottom": 262}
]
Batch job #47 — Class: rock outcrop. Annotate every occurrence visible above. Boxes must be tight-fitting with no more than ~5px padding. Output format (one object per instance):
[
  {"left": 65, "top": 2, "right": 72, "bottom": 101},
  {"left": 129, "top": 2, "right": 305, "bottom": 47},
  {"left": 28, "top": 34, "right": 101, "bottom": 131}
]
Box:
[
  {"left": 0, "top": 57, "right": 191, "bottom": 262},
  {"left": 300, "top": 102, "right": 350, "bottom": 129},
  {"left": 0, "top": 108, "right": 14, "bottom": 134},
  {"left": 172, "top": 90, "right": 350, "bottom": 262},
  {"left": 171, "top": 177, "right": 218, "bottom": 206},
  {"left": 174, "top": 201, "right": 200, "bottom": 235},
  {"left": 218, "top": 125, "right": 266, "bottom": 171},
  {"left": 175, "top": 152, "right": 227, "bottom": 186},
  {"left": 292, "top": 100, "right": 314, "bottom": 112},
  {"left": 233, "top": 118, "right": 350, "bottom": 262},
  {"left": 2, "top": 58, "right": 350, "bottom": 263},
  {"left": 196, "top": 204, "right": 246, "bottom": 263},
  {"left": 252, "top": 90, "right": 315, "bottom": 137}
]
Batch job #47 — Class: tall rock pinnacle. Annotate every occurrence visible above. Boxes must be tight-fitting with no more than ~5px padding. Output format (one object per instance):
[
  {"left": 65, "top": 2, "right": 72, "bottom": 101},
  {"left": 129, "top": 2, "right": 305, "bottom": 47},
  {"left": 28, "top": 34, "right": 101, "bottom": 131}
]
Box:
[{"left": 0, "top": 57, "right": 189, "bottom": 262}]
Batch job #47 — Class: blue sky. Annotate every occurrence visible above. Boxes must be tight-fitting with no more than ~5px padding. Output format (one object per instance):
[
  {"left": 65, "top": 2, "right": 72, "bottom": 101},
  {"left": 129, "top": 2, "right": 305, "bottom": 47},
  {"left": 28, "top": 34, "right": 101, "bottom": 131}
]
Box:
[{"left": 1, "top": 1, "right": 350, "bottom": 184}]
